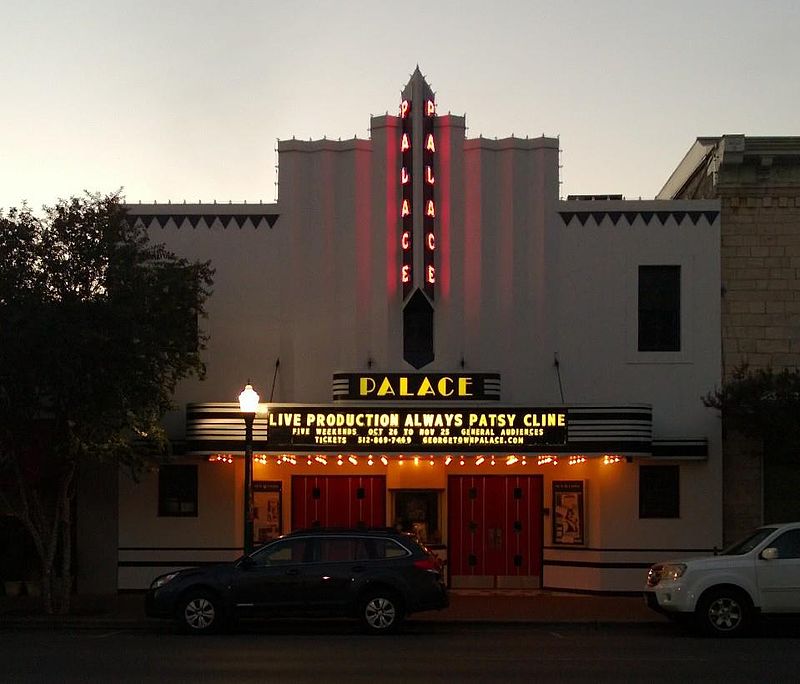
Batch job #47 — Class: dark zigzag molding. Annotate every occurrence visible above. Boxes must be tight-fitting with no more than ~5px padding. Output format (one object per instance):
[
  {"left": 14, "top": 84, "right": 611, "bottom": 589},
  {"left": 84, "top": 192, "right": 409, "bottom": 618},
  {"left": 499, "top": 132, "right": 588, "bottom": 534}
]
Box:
[
  {"left": 559, "top": 210, "right": 718, "bottom": 227},
  {"left": 127, "top": 214, "right": 279, "bottom": 229}
]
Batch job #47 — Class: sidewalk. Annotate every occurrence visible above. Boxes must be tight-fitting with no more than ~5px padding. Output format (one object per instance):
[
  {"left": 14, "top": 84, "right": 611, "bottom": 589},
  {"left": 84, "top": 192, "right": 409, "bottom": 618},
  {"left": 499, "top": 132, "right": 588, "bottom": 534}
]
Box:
[{"left": 0, "top": 590, "right": 663, "bottom": 630}]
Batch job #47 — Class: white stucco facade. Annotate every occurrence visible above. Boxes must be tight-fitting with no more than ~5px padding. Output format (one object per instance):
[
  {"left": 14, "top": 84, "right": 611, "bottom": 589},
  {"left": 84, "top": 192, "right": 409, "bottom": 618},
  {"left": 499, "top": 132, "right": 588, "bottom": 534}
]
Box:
[{"left": 114, "top": 69, "right": 722, "bottom": 593}]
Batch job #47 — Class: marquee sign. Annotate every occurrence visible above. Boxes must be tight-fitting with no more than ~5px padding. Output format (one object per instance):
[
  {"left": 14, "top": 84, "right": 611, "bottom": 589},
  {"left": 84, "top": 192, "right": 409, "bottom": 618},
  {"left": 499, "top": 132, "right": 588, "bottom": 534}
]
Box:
[
  {"left": 265, "top": 406, "right": 567, "bottom": 452},
  {"left": 332, "top": 373, "right": 500, "bottom": 401}
]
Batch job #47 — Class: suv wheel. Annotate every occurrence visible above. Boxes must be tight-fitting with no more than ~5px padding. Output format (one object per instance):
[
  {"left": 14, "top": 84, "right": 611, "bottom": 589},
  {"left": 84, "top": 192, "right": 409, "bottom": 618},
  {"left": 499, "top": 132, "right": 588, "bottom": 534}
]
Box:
[
  {"left": 360, "top": 590, "right": 404, "bottom": 634},
  {"left": 696, "top": 588, "right": 752, "bottom": 637},
  {"left": 179, "top": 590, "right": 222, "bottom": 634}
]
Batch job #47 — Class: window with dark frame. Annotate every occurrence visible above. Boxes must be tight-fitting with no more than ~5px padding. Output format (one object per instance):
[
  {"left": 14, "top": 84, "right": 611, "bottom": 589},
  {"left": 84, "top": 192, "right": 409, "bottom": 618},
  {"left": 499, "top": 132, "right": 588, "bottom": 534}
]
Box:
[
  {"left": 158, "top": 464, "right": 198, "bottom": 517},
  {"left": 638, "top": 265, "right": 680, "bottom": 352},
  {"left": 639, "top": 465, "right": 680, "bottom": 519}
]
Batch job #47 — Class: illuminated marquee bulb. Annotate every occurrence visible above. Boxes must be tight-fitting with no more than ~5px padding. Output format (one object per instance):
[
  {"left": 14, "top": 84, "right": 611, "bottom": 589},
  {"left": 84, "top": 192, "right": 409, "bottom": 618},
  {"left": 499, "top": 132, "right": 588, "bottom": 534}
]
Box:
[
  {"left": 348, "top": 455, "right": 358, "bottom": 466},
  {"left": 568, "top": 455, "right": 586, "bottom": 466},
  {"left": 413, "top": 456, "right": 420, "bottom": 466},
  {"left": 490, "top": 456, "right": 496, "bottom": 467},
  {"left": 521, "top": 457, "right": 528, "bottom": 466},
  {"left": 315, "top": 455, "right": 328, "bottom": 466},
  {"left": 475, "top": 455, "right": 485, "bottom": 466},
  {"left": 445, "top": 455, "right": 453, "bottom": 466},
  {"left": 506, "top": 455, "right": 519, "bottom": 466},
  {"left": 367, "top": 455, "right": 374, "bottom": 466},
  {"left": 337, "top": 455, "right": 343, "bottom": 467},
  {"left": 307, "top": 456, "right": 312, "bottom": 466},
  {"left": 603, "top": 454, "right": 622, "bottom": 465},
  {"left": 459, "top": 456, "right": 465, "bottom": 467},
  {"left": 380, "top": 455, "right": 389, "bottom": 466},
  {"left": 429, "top": 456, "right": 435, "bottom": 466}
]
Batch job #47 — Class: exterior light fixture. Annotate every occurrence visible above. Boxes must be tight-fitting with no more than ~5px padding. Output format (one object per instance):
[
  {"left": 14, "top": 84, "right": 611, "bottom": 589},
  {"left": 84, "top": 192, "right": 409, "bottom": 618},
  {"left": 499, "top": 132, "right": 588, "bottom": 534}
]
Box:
[
  {"left": 238, "top": 382, "right": 260, "bottom": 555},
  {"left": 380, "top": 455, "right": 389, "bottom": 466},
  {"left": 475, "top": 455, "right": 485, "bottom": 466},
  {"left": 506, "top": 455, "right": 519, "bottom": 466}
]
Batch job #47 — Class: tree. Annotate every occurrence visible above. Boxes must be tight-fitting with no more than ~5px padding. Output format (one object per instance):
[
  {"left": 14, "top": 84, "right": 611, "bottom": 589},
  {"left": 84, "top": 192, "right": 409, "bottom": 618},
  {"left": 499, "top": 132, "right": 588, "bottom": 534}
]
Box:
[
  {"left": 0, "top": 192, "right": 213, "bottom": 613},
  {"left": 703, "top": 365, "right": 800, "bottom": 445}
]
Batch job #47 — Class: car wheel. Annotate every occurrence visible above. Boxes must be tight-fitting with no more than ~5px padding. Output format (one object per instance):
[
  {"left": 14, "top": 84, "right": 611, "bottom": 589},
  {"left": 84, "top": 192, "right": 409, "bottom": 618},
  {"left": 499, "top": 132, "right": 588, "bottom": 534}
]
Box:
[
  {"left": 360, "top": 590, "right": 404, "bottom": 634},
  {"left": 179, "top": 590, "right": 222, "bottom": 634},
  {"left": 696, "top": 588, "right": 752, "bottom": 637}
]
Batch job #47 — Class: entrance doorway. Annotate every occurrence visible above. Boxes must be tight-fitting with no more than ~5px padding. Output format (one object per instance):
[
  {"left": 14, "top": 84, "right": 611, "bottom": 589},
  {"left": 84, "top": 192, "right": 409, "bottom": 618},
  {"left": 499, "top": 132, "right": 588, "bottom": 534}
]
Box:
[
  {"left": 448, "top": 475, "right": 543, "bottom": 589},
  {"left": 291, "top": 475, "right": 386, "bottom": 530}
]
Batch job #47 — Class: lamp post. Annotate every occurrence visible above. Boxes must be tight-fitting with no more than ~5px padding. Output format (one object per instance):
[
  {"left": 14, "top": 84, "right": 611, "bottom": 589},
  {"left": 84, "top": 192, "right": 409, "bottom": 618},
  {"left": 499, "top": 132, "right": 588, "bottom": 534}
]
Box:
[{"left": 238, "top": 382, "right": 260, "bottom": 555}]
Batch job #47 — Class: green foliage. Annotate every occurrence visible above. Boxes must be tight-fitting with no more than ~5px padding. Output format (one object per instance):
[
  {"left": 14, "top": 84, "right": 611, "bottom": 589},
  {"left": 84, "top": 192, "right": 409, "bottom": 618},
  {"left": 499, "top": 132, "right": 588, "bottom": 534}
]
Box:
[
  {"left": 0, "top": 191, "right": 214, "bottom": 612},
  {"left": 703, "top": 365, "right": 800, "bottom": 447},
  {"left": 0, "top": 191, "right": 214, "bottom": 472}
]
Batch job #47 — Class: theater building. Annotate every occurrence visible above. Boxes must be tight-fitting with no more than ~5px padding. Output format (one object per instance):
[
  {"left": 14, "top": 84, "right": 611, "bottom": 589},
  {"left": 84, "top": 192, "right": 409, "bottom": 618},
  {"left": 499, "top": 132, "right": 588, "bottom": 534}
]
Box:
[{"left": 104, "top": 69, "right": 723, "bottom": 594}]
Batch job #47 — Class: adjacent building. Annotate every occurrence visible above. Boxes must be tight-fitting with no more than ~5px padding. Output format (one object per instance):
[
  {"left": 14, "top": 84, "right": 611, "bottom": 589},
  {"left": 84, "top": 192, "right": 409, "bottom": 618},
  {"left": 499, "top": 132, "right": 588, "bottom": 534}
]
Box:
[{"left": 659, "top": 135, "right": 800, "bottom": 543}]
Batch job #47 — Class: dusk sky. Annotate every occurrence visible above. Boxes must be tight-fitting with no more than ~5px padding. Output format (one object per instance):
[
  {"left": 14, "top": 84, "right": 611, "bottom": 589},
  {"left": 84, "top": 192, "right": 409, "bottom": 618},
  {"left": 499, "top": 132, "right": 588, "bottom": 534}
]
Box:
[{"left": 1, "top": 0, "right": 798, "bottom": 211}]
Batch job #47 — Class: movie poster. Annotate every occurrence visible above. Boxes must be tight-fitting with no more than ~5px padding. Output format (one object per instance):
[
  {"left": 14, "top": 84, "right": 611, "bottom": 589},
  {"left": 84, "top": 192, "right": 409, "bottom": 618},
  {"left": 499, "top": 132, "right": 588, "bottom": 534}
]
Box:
[{"left": 553, "top": 480, "right": 585, "bottom": 545}]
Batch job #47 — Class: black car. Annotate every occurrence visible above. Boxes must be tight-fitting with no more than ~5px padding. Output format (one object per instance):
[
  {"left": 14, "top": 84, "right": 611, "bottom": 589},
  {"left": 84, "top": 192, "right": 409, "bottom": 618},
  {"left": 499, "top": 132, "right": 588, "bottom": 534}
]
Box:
[{"left": 145, "top": 528, "right": 448, "bottom": 634}]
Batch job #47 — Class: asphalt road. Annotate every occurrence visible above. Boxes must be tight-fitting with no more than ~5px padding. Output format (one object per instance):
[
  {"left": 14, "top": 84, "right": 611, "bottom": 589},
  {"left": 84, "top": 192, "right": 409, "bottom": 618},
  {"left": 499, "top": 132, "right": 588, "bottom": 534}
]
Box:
[{"left": 3, "top": 621, "right": 800, "bottom": 683}]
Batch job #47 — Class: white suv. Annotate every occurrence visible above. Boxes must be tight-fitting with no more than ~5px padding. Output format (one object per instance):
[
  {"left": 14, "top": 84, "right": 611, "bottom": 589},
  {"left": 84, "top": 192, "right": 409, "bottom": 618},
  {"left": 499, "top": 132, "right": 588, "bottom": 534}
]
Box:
[{"left": 645, "top": 522, "right": 800, "bottom": 636}]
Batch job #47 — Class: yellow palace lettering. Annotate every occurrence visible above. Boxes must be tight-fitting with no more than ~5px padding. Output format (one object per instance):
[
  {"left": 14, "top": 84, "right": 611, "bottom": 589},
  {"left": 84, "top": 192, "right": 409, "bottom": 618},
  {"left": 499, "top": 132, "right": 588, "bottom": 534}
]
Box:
[{"left": 359, "top": 375, "right": 474, "bottom": 398}]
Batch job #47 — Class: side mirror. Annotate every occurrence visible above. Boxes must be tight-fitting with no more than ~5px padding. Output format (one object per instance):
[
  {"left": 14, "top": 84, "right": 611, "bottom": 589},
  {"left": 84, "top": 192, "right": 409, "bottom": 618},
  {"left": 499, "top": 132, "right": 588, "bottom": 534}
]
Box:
[{"left": 761, "top": 547, "right": 779, "bottom": 561}]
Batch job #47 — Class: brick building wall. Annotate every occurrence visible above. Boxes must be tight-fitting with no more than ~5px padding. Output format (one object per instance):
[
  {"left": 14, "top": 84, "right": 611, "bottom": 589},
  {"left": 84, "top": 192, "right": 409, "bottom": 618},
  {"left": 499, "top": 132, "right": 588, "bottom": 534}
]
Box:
[{"left": 662, "top": 136, "right": 800, "bottom": 544}]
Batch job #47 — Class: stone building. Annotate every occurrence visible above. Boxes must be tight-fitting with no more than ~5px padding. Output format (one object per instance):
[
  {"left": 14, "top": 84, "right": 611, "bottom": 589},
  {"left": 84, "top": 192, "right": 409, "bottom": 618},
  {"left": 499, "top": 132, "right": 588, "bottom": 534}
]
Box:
[{"left": 659, "top": 136, "right": 800, "bottom": 543}]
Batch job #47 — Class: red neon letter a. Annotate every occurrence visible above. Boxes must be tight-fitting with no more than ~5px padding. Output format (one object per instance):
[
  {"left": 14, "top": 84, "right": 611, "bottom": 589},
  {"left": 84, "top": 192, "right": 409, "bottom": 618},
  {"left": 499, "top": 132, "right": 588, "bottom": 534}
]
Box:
[
  {"left": 401, "top": 199, "right": 410, "bottom": 217},
  {"left": 426, "top": 200, "right": 435, "bottom": 218},
  {"left": 401, "top": 133, "right": 410, "bottom": 152},
  {"left": 426, "top": 134, "right": 435, "bottom": 153}
]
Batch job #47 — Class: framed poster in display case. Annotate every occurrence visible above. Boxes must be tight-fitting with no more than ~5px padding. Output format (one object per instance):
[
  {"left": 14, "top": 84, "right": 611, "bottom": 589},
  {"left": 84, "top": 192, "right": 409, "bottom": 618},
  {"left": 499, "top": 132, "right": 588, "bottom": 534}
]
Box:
[{"left": 552, "top": 480, "right": 585, "bottom": 546}]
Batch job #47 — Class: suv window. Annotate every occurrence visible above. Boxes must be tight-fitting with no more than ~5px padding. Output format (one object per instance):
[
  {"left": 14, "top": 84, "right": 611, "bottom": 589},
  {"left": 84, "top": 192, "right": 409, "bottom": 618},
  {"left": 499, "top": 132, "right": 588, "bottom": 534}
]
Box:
[
  {"left": 770, "top": 529, "right": 800, "bottom": 559},
  {"left": 368, "top": 538, "right": 410, "bottom": 559},
  {"left": 722, "top": 527, "right": 777, "bottom": 555},
  {"left": 319, "top": 538, "right": 370, "bottom": 562},
  {"left": 253, "top": 538, "right": 310, "bottom": 566}
]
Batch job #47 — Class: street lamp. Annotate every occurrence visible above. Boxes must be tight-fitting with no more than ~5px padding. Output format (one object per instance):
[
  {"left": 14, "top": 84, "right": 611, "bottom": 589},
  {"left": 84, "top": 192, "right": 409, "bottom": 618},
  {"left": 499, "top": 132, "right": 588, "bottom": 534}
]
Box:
[{"left": 238, "top": 382, "right": 260, "bottom": 555}]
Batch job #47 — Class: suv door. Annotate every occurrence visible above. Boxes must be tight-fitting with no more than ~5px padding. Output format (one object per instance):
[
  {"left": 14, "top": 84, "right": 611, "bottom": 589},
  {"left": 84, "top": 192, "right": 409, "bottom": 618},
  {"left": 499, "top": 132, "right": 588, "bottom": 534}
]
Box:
[
  {"left": 232, "top": 537, "right": 313, "bottom": 614},
  {"left": 302, "top": 536, "right": 371, "bottom": 612},
  {"left": 757, "top": 529, "right": 800, "bottom": 612}
]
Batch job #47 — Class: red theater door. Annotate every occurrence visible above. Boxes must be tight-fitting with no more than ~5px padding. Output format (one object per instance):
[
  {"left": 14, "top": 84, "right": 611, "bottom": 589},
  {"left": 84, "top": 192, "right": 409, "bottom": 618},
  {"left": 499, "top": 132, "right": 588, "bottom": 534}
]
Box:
[
  {"left": 448, "top": 475, "right": 543, "bottom": 589},
  {"left": 291, "top": 476, "right": 386, "bottom": 530}
]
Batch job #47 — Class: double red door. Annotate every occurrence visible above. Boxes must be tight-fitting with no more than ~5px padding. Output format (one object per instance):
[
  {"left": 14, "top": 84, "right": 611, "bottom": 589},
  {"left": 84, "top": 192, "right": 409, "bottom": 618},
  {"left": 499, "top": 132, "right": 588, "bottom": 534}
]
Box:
[
  {"left": 448, "top": 475, "right": 543, "bottom": 588},
  {"left": 291, "top": 475, "right": 386, "bottom": 530}
]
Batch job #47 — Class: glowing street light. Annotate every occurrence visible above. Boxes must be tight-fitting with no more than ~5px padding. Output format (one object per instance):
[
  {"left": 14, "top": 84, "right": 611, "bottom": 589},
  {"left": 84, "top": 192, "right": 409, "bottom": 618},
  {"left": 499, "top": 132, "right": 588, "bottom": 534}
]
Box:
[{"left": 238, "top": 382, "right": 260, "bottom": 555}]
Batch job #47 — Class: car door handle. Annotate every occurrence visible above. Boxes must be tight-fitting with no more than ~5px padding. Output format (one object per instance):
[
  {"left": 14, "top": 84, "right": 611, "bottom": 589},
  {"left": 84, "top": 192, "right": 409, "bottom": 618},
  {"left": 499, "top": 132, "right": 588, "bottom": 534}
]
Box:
[{"left": 285, "top": 568, "right": 299, "bottom": 576}]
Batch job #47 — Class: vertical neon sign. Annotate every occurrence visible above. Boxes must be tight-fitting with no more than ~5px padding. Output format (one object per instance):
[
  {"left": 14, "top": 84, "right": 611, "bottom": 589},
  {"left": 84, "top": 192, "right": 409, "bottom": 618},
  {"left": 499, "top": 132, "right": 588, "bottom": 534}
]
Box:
[
  {"left": 423, "top": 98, "right": 436, "bottom": 299},
  {"left": 400, "top": 98, "right": 413, "bottom": 297}
]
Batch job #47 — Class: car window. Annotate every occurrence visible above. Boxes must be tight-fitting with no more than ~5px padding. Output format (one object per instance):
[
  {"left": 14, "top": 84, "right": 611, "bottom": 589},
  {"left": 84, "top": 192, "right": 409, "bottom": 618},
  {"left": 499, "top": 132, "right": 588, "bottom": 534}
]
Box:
[
  {"left": 769, "top": 529, "right": 800, "bottom": 559},
  {"left": 252, "top": 539, "right": 309, "bottom": 566},
  {"left": 366, "top": 538, "right": 410, "bottom": 559},
  {"left": 318, "top": 538, "right": 369, "bottom": 562},
  {"left": 721, "top": 527, "right": 777, "bottom": 555}
]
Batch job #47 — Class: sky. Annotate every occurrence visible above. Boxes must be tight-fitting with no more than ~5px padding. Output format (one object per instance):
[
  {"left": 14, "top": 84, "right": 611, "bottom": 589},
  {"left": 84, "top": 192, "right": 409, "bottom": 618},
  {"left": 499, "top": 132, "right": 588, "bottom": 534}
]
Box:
[{"left": 1, "top": 0, "right": 798, "bottom": 211}]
